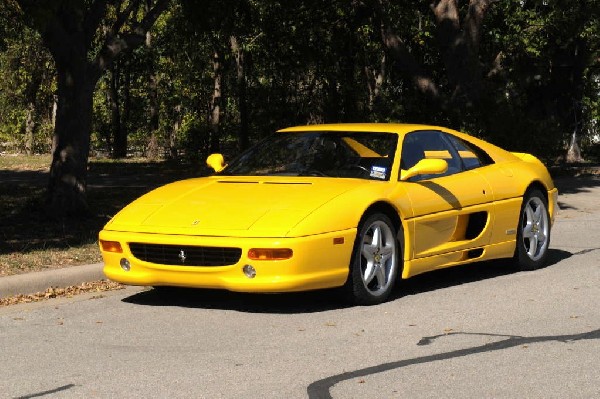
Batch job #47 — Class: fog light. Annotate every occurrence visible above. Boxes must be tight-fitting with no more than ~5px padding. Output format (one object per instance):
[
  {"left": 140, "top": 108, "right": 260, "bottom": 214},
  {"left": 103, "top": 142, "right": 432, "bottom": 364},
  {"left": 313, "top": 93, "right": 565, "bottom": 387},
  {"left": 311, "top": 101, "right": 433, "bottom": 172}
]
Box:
[
  {"left": 242, "top": 265, "right": 256, "bottom": 278},
  {"left": 120, "top": 258, "right": 131, "bottom": 271}
]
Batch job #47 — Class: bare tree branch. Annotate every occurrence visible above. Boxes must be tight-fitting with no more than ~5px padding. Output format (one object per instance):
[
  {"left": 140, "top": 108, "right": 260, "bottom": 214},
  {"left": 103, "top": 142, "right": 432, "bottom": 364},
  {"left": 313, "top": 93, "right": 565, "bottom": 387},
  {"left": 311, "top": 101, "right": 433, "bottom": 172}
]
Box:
[{"left": 464, "top": 0, "right": 495, "bottom": 56}]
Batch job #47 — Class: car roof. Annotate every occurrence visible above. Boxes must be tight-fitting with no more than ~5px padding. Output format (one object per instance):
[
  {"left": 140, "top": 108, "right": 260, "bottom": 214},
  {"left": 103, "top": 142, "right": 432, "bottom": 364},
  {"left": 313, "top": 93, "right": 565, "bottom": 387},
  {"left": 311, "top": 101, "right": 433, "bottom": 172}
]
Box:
[
  {"left": 277, "top": 123, "right": 448, "bottom": 135},
  {"left": 277, "top": 123, "right": 519, "bottom": 163}
]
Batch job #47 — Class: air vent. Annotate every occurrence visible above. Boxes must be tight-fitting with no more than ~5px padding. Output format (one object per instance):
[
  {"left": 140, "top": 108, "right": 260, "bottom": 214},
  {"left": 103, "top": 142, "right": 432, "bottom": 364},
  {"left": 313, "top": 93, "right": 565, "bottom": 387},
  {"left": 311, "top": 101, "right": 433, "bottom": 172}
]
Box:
[
  {"left": 465, "top": 211, "right": 488, "bottom": 239},
  {"left": 467, "top": 248, "right": 484, "bottom": 259}
]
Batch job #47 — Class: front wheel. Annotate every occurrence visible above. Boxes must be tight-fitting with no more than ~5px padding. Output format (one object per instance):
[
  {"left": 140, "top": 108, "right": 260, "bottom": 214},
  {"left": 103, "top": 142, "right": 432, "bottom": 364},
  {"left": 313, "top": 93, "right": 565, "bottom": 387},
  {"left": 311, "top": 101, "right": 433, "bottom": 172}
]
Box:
[
  {"left": 514, "top": 189, "right": 550, "bottom": 270},
  {"left": 345, "top": 213, "right": 400, "bottom": 305}
]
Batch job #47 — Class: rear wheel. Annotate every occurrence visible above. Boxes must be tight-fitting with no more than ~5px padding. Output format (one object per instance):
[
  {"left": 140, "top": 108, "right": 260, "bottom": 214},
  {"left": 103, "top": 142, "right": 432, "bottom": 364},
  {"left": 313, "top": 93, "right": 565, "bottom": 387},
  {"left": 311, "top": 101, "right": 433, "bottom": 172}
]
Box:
[
  {"left": 514, "top": 189, "right": 550, "bottom": 270},
  {"left": 345, "top": 213, "right": 400, "bottom": 305}
]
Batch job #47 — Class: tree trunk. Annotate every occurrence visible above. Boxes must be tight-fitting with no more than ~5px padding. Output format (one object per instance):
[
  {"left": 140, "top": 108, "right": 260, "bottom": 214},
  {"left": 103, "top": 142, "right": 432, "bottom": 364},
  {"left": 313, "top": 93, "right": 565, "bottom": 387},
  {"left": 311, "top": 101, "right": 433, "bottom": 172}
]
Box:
[
  {"left": 431, "top": 0, "right": 491, "bottom": 108},
  {"left": 377, "top": 4, "right": 440, "bottom": 101},
  {"left": 24, "top": 101, "right": 35, "bottom": 155},
  {"left": 47, "top": 59, "right": 95, "bottom": 217},
  {"left": 231, "top": 36, "right": 249, "bottom": 151},
  {"left": 108, "top": 63, "right": 125, "bottom": 158},
  {"left": 121, "top": 61, "right": 132, "bottom": 157},
  {"left": 550, "top": 38, "right": 588, "bottom": 162},
  {"left": 377, "top": 0, "right": 493, "bottom": 112},
  {"left": 365, "top": 54, "right": 386, "bottom": 112},
  {"left": 14, "top": 0, "right": 170, "bottom": 217},
  {"left": 169, "top": 104, "right": 181, "bottom": 159},
  {"left": 52, "top": 95, "right": 57, "bottom": 129},
  {"left": 566, "top": 129, "right": 583, "bottom": 163},
  {"left": 146, "top": 31, "right": 160, "bottom": 159},
  {"left": 340, "top": 10, "right": 360, "bottom": 122},
  {"left": 208, "top": 49, "right": 223, "bottom": 154}
]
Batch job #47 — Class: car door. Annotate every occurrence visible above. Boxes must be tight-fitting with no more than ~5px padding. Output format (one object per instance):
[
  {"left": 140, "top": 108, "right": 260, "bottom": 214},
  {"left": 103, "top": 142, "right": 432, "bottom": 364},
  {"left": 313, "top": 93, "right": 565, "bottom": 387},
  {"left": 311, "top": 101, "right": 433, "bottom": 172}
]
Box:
[{"left": 399, "top": 130, "right": 494, "bottom": 275}]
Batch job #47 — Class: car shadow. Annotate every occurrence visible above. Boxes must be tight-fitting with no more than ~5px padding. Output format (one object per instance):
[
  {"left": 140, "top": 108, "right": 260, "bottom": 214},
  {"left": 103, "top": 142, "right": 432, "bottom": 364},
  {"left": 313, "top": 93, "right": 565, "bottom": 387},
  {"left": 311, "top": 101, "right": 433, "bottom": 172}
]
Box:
[
  {"left": 121, "top": 248, "right": 572, "bottom": 314},
  {"left": 122, "top": 286, "right": 351, "bottom": 313},
  {"left": 392, "top": 248, "right": 570, "bottom": 300}
]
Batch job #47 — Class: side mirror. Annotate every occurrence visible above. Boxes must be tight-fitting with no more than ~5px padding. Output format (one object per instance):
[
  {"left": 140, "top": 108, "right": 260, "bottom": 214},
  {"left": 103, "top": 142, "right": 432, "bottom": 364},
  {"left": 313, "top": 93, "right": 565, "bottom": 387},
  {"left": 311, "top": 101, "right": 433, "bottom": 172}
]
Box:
[
  {"left": 206, "top": 153, "right": 226, "bottom": 172},
  {"left": 400, "top": 158, "right": 448, "bottom": 181}
]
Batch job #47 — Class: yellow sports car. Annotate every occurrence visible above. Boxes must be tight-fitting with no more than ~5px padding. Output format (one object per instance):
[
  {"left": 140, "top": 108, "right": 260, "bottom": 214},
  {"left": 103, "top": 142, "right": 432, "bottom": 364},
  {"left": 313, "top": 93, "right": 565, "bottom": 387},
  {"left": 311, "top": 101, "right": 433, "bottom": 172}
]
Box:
[{"left": 99, "top": 123, "right": 558, "bottom": 305}]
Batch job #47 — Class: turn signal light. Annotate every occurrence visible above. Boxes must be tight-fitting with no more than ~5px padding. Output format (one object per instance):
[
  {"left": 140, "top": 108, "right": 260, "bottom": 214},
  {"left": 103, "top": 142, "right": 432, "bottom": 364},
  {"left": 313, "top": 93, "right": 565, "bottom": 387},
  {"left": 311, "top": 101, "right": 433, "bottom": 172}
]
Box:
[
  {"left": 248, "top": 248, "right": 293, "bottom": 260},
  {"left": 100, "top": 240, "right": 123, "bottom": 253}
]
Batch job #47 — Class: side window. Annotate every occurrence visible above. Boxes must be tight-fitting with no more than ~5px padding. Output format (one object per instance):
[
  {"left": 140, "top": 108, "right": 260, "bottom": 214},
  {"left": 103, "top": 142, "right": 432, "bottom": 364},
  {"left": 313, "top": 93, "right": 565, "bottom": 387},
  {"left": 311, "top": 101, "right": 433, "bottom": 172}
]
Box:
[
  {"left": 400, "top": 131, "right": 463, "bottom": 181},
  {"left": 446, "top": 134, "right": 494, "bottom": 170}
]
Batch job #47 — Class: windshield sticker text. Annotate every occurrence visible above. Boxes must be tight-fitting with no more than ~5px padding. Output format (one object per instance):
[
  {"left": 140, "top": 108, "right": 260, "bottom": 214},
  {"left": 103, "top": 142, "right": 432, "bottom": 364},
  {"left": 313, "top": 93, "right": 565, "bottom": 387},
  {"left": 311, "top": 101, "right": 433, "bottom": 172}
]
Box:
[{"left": 370, "top": 166, "right": 387, "bottom": 179}]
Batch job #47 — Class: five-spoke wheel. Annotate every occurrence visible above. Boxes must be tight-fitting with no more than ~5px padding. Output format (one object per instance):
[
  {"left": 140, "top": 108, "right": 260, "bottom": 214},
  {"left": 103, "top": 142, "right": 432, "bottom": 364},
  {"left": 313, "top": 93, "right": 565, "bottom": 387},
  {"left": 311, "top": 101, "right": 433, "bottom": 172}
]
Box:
[
  {"left": 515, "top": 189, "right": 550, "bottom": 270},
  {"left": 346, "top": 213, "right": 400, "bottom": 305}
]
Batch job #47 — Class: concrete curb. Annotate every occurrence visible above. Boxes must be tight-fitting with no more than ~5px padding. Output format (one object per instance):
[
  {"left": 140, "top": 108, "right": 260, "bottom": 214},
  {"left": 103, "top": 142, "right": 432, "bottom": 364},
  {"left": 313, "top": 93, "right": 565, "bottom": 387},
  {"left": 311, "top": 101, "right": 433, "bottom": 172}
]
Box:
[{"left": 0, "top": 263, "right": 105, "bottom": 298}]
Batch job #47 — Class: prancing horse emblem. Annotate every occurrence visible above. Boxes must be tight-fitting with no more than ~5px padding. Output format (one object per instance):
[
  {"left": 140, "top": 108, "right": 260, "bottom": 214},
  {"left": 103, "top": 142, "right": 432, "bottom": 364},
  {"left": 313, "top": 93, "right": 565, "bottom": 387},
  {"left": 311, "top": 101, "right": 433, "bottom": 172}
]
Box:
[{"left": 178, "top": 250, "right": 187, "bottom": 263}]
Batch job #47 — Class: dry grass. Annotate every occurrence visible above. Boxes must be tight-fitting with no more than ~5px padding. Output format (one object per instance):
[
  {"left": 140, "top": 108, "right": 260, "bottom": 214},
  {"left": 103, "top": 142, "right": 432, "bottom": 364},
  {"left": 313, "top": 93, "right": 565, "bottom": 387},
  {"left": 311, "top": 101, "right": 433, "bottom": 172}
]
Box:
[
  {"left": 0, "top": 154, "right": 197, "bottom": 276},
  {"left": 0, "top": 245, "right": 102, "bottom": 276},
  {"left": 0, "top": 153, "right": 51, "bottom": 171}
]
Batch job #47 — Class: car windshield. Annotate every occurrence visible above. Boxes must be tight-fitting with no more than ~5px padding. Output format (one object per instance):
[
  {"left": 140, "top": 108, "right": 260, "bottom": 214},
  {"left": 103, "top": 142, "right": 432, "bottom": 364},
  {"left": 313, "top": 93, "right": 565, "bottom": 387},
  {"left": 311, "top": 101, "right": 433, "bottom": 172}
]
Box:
[{"left": 220, "top": 131, "right": 398, "bottom": 180}]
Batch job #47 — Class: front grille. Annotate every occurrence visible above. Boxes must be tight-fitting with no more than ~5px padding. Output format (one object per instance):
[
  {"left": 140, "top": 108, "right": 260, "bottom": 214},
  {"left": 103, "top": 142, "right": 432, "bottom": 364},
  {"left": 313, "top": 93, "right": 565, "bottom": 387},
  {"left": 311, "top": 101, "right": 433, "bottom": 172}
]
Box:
[{"left": 128, "top": 243, "right": 242, "bottom": 267}]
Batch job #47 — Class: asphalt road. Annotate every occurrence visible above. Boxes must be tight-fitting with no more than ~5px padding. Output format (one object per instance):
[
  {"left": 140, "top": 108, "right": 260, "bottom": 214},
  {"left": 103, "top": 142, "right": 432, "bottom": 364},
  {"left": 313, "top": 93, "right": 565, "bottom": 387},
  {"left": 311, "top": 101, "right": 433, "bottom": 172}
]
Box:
[{"left": 1, "top": 177, "right": 599, "bottom": 399}]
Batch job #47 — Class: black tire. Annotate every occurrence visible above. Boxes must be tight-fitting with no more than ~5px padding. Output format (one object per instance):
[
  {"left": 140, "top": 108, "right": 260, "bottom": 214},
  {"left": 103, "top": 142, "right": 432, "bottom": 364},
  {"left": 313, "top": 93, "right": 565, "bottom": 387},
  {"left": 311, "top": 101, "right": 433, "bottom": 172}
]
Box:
[
  {"left": 514, "top": 189, "right": 551, "bottom": 270},
  {"left": 345, "top": 213, "right": 401, "bottom": 305}
]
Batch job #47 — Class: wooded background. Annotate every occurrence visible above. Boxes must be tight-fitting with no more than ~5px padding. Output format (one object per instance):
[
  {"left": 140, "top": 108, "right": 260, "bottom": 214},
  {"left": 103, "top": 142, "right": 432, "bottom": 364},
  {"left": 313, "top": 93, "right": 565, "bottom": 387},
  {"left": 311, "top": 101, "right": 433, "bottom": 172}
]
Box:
[{"left": 1, "top": 0, "right": 599, "bottom": 215}]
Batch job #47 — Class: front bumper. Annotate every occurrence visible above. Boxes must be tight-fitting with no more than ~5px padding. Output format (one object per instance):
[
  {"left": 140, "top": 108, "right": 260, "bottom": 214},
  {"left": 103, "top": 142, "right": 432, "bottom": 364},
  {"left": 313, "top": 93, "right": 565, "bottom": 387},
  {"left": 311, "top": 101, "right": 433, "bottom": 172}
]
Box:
[{"left": 99, "top": 229, "right": 356, "bottom": 292}]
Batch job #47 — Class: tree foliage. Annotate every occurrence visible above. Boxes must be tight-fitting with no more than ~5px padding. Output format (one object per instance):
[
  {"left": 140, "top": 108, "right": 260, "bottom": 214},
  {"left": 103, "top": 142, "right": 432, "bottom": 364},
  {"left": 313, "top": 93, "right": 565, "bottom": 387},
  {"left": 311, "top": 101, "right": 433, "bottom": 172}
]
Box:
[
  {"left": 1, "top": 0, "right": 599, "bottom": 216},
  {"left": 6, "top": 0, "right": 169, "bottom": 216}
]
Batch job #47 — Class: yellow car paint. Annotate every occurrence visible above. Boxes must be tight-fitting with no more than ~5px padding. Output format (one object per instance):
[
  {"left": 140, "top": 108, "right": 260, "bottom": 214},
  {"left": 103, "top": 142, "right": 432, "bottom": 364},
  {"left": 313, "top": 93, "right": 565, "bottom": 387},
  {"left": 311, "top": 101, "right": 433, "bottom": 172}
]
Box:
[
  {"left": 100, "top": 229, "right": 354, "bottom": 292},
  {"left": 341, "top": 137, "right": 383, "bottom": 157},
  {"left": 400, "top": 158, "right": 448, "bottom": 181},
  {"left": 99, "top": 123, "right": 557, "bottom": 296}
]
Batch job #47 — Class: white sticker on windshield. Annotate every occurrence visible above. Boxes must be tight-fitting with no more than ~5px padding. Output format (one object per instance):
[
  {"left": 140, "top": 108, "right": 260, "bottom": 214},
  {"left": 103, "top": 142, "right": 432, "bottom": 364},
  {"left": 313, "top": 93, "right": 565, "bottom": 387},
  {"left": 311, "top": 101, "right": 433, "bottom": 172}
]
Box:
[{"left": 370, "top": 166, "right": 386, "bottom": 179}]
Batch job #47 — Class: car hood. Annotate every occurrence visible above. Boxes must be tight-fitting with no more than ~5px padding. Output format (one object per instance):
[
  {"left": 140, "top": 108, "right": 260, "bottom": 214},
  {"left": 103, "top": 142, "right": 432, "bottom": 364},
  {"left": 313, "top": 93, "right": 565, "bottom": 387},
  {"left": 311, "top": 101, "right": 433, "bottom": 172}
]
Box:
[{"left": 104, "top": 176, "right": 370, "bottom": 237}]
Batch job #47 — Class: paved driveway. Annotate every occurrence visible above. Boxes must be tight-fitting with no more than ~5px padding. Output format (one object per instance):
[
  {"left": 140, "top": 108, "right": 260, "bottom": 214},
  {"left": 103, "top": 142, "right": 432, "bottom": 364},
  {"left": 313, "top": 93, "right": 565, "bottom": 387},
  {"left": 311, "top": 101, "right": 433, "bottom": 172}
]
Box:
[{"left": 1, "top": 177, "right": 599, "bottom": 398}]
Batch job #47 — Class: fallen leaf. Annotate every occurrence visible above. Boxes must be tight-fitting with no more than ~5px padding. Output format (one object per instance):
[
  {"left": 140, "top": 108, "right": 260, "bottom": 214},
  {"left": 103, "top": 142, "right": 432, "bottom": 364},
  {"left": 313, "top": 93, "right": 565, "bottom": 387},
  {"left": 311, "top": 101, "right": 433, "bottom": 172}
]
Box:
[{"left": 0, "top": 280, "right": 124, "bottom": 307}]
